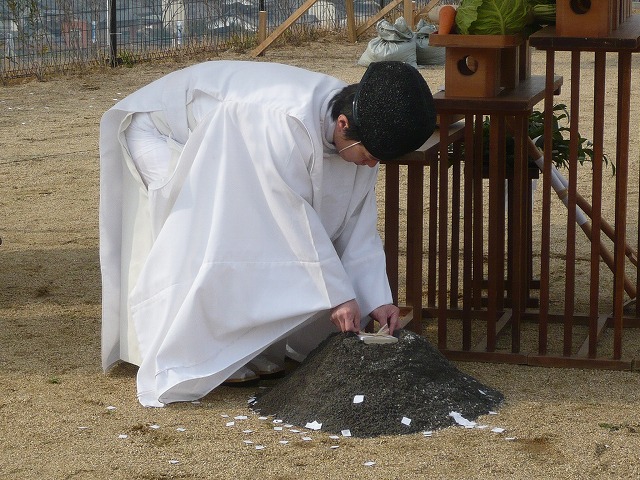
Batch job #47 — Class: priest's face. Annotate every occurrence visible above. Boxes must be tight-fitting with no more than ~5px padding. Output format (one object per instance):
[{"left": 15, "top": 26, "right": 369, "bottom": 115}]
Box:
[{"left": 334, "top": 114, "right": 380, "bottom": 168}]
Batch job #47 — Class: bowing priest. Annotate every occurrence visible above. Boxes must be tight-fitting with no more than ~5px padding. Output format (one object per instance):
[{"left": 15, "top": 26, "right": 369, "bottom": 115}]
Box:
[{"left": 99, "top": 60, "right": 437, "bottom": 407}]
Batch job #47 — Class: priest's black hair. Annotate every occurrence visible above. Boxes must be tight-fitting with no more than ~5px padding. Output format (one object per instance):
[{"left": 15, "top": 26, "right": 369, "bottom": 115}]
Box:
[{"left": 328, "top": 84, "right": 362, "bottom": 142}]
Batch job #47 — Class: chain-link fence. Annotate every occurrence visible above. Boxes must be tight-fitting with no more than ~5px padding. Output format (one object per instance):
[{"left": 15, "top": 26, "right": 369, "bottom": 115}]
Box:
[{"left": 1, "top": 0, "right": 444, "bottom": 80}]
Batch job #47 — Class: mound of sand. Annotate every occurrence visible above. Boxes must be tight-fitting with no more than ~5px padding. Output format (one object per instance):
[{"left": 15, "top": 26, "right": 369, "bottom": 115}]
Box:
[{"left": 253, "top": 330, "right": 504, "bottom": 437}]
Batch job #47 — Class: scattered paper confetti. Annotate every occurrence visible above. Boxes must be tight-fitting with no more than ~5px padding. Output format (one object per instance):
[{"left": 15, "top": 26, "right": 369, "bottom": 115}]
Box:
[
  {"left": 305, "top": 421, "right": 322, "bottom": 431},
  {"left": 505, "top": 437, "right": 517, "bottom": 441},
  {"left": 363, "top": 461, "right": 376, "bottom": 467},
  {"left": 169, "top": 460, "right": 179, "bottom": 465},
  {"left": 330, "top": 445, "right": 339, "bottom": 449},
  {"left": 301, "top": 436, "right": 312, "bottom": 441},
  {"left": 353, "top": 395, "right": 365, "bottom": 404},
  {"left": 255, "top": 445, "right": 265, "bottom": 450},
  {"left": 243, "top": 440, "right": 254, "bottom": 445},
  {"left": 106, "top": 406, "right": 116, "bottom": 411},
  {"left": 273, "top": 419, "right": 283, "bottom": 424},
  {"left": 329, "top": 435, "right": 340, "bottom": 440},
  {"left": 449, "top": 411, "right": 477, "bottom": 428},
  {"left": 149, "top": 424, "right": 160, "bottom": 430},
  {"left": 274, "top": 426, "right": 283, "bottom": 431},
  {"left": 234, "top": 415, "right": 248, "bottom": 420},
  {"left": 279, "top": 440, "right": 289, "bottom": 445},
  {"left": 290, "top": 429, "right": 300, "bottom": 433},
  {"left": 242, "top": 429, "right": 253, "bottom": 434},
  {"left": 489, "top": 411, "right": 498, "bottom": 415},
  {"left": 491, "top": 427, "right": 505, "bottom": 433},
  {"left": 118, "top": 434, "right": 128, "bottom": 439},
  {"left": 258, "top": 416, "right": 268, "bottom": 420},
  {"left": 176, "top": 428, "right": 186, "bottom": 432},
  {"left": 341, "top": 429, "right": 352, "bottom": 437},
  {"left": 78, "top": 426, "right": 89, "bottom": 430},
  {"left": 401, "top": 417, "right": 412, "bottom": 426},
  {"left": 220, "top": 414, "right": 229, "bottom": 418},
  {"left": 226, "top": 421, "right": 235, "bottom": 427}
]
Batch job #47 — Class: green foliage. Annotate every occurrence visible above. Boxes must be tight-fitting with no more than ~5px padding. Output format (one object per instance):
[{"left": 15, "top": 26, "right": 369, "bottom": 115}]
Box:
[
  {"left": 455, "top": 0, "right": 534, "bottom": 35},
  {"left": 481, "top": 103, "right": 614, "bottom": 175}
]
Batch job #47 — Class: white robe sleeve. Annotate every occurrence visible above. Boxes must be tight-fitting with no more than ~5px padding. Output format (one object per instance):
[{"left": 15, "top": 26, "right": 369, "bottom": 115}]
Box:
[{"left": 332, "top": 181, "right": 393, "bottom": 317}]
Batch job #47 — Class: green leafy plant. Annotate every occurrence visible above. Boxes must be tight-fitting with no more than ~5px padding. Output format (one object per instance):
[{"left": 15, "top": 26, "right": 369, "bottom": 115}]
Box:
[
  {"left": 454, "top": 0, "right": 556, "bottom": 36},
  {"left": 481, "top": 103, "right": 613, "bottom": 175}
]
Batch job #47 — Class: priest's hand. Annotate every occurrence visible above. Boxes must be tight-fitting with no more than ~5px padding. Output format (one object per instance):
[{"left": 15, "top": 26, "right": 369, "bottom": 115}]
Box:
[
  {"left": 330, "top": 299, "right": 361, "bottom": 333},
  {"left": 369, "top": 304, "right": 400, "bottom": 335}
]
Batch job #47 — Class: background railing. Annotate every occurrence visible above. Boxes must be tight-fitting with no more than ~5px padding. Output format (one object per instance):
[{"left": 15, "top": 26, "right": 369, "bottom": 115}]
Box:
[{"left": 1, "top": 0, "right": 454, "bottom": 80}]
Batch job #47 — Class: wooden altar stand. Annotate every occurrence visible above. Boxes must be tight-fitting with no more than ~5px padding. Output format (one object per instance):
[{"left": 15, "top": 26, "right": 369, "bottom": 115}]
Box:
[{"left": 383, "top": 1, "right": 640, "bottom": 370}]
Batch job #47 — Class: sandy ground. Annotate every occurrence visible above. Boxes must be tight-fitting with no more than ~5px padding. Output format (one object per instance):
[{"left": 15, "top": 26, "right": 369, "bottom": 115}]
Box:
[{"left": 2, "top": 33, "right": 640, "bottom": 479}]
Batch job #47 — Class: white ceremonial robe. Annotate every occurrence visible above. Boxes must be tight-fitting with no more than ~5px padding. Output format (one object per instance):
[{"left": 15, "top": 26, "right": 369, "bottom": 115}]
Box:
[{"left": 99, "top": 61, "right": 393, "bottom": 407}]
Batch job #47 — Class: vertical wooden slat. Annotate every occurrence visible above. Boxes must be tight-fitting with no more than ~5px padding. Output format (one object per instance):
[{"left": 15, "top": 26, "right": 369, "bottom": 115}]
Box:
[
  {"left": 463, "top": 115, "right": 475, "bottom": 351},
  {"left": 511, "top": 113, "right": 528, "bottom": 353},
  {"left": 496, "top": 116, "right": 507, "bottom": 314},
  {"left": 487, "top": 114, "right": 501, "bottom": 352},
  {"left": 473, "top": 115, "right": 485, "bottom": 311},
  {"left": 589, "top": 51, "right": 606, "bottom": 358},
  {"left": 564, "top": 50, "right": 581, "bottom": 356},
  {"left": 406, "top": 163, "right": 424, "bottom": 333},
  {"left": 539, "top": 49, "right": 555, "bottom": 356},
  {"left": 613, "top": 51, "right": 632, "bottom": 360},
  {"left": 384, "top": 163, "right": 400, "bottom": 305},
  {"left": 438, "top": 114, "right": 451, "bottom": 350}
]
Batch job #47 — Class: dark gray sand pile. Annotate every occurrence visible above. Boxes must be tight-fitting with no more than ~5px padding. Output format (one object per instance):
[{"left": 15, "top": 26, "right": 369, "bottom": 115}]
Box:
[{"left": 252, "top": 330, "right": 504, "bottom": 438}]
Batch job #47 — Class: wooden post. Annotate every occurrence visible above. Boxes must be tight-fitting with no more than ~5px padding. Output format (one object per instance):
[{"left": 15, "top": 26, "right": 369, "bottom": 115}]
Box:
[{"left": 345, "top": 0, "right": 357, "bottom": 43}]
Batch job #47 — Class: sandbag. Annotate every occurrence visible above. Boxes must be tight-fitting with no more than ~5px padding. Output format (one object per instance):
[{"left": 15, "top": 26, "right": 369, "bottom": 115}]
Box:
[
  {"left": 415, "top": 19, "right": 445, "bottom": 66},
  {"left": 357, "top": 17, "right": 417, "bottom": 68}
]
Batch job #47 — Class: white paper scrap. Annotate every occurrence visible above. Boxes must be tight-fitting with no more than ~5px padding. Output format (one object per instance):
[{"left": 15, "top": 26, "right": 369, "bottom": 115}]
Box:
[
  {"left": 226, "top": 421, "right": 235, "bottom": 427},
  {"left": 478, "top": 389, "right": 487, "bottom": 395},
  {"left": 176, "top": 427, "right": 186, "bottom": 432},
  {"left": 423, "top": 431, "right": 433, "bottom": 437},
  {"left": 301, "top": 436, "right": 312, "bottom": 441},
  {"left": 290, "top": 429, "right": 300, "bottom": 433},
  {"left": 273, "top": 419, "right": 283, "bottom": 424},
  {"left": 363, "top": 461, "right": 376, "bottom": 467},
  {"left": 78, "top": 426, "right": 89, "bottom": 430},
  {"left": 220, "top": 414, "right": 229, "bottom": 418},
  {"left": 489, "top": 411, "right": 498, "bottom": 415},
  {"left": 305, "top": 421, "right": 322, "bottom": 431},
  {"left": 279, "top": 440, "right": 289, "bottom": 445},
  {"left": 169, "top": 460, "right": 179, "bottom": 465},
  {"left": 234, "top": 415, "right": 248, "bottom": 420},
  {"left": 274, "top": 426, "right": 283, "bottom": 431},
  {"left": 191, "top": 401, "right": 201, "bottom": 405},
  {"left": 106, "top": 406, "right": 116, "bottom": 411},
  {"left": 449, "top": 411, "right": 476, "bottom": 428},
  {"left": 330, "top": 445, "right": 339, "bottom": 449},
  {"left": 401, "top": 417, "right": 412, "bottom": 426},
  {"left": 284, "top": 424, "right": 293, "bottom": 428},
  {"left": 255, "top": 445, "right": 265, "bottom": 450},
  {"left": 242, "top": 429, "right": 253, "bottom": 434},
  {"left": 258, "top": 416, "right": 268, "bottom": 420},
  {"left": 491, "top": 427, "right": 505, "bottom": 433},
  {"left": 353, "top": 395, "right": 365, "bottom": 404},
  {"left": 243, "top": 440, "right": 254, "bottom": 445},
  {"left": 329, "top": 435, "right": 340, "bottom": 439},
  {"left": 505, "top": 437, "right": 516, "bottom": 441},
  {"left": 341, "top": 429, "right": 352, "bottom": 437},
  {"left": 118, "top": 434, "right": 128, "bottom": 439},
  {"left": 149, "top": 424, "right": 160, "bottom": 430}
]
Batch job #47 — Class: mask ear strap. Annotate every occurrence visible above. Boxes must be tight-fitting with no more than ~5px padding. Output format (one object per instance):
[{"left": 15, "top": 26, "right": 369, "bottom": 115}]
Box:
[{"left": 338, "top": 141, "right": 362, "bottom": 154}]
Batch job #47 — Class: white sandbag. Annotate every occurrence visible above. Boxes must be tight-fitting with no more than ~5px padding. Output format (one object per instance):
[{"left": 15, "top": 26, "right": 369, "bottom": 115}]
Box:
[
  {"left": 358, "top": 17, "right": 417, "bottom": 68},
  {"left": 415, "top": 19, "right": 445, "bottom": 66}
]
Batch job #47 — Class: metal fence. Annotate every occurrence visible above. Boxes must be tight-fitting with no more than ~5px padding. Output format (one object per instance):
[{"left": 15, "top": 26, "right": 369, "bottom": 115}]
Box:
[{"left": 1, "top": 0, "right": 442, "bottom": 80}]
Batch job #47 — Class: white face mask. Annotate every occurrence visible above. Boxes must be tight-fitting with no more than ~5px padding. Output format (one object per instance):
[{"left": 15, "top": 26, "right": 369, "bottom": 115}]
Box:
[{"left": 337, "top": 141, "right": 362, "bottom": 154}]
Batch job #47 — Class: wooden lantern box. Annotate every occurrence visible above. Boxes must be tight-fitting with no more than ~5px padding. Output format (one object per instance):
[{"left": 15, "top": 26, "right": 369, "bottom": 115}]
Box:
[
  {"left": 429, "top": 33, "right": 528, "bottom": 98},
  {"left": 556, "top": 0, "right": 632, "bottom": 37}
]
